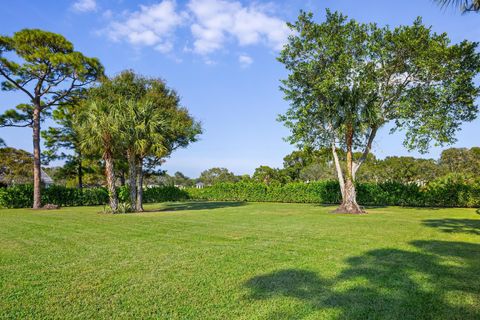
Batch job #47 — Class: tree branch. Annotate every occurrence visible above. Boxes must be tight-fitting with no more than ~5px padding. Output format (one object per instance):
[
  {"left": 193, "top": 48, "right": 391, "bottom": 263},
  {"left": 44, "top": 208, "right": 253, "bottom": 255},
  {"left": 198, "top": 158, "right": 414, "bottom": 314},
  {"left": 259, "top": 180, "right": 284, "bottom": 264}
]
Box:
[
  {"left": 0, "top": 68, "right": 35, "bottom": 100},
  {"left": 352, "top": 125, "right": 378, "bottom": 179},
  {"left": 331, "top": 138, "right": 345, "bottom": 198}
]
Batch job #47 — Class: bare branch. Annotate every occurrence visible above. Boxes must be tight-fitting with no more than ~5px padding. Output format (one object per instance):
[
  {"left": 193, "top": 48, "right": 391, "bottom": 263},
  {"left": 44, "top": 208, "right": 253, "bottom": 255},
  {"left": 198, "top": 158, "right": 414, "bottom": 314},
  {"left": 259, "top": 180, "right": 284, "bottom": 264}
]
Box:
[
  {"left": 353, "top": 126, "right": 378, "bottom": 178},
  {"left": 0, "top": 68, "right": 35, "bottom": 101}
]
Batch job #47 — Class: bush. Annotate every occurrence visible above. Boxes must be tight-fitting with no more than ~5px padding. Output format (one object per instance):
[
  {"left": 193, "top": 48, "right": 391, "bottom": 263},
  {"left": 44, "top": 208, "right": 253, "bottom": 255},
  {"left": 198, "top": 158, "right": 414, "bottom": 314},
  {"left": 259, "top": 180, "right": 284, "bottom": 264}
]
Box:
[
  {"left": 186, "top": 181, "right": 342, "bottom": 204},
  {"left": 0, "top": 184, "right": 189, "bottom": 208},
  {"left": 186, "top": 179, "right": 480, "bottom": 208},
  {"left": 1, "top": 178, "right": 479, "bottom": 209},
  {"left": 0, "top": 185, "right": 109, "bottom": 208},
  {"left": 0, "top": 184, "right": 34, "bottom": 208},
  {"left": 143, "top": 186, "right": 189, "bottom": 203}
]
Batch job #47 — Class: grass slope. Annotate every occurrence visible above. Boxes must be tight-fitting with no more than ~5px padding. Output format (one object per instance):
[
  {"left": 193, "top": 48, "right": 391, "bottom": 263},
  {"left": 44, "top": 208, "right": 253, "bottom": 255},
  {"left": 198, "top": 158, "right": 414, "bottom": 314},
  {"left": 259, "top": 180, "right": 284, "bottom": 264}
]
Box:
[{"left": 0, "top": 202, "right": 479, "bottom": 319}]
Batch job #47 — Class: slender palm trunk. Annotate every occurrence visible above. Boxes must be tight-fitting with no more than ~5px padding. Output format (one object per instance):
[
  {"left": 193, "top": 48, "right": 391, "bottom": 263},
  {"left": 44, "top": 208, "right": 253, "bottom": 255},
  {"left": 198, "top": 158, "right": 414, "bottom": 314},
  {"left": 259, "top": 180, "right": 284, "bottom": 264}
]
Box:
[
  {"left": 103, "top": 149, "right": 118, "bottom": 212},
  {"left": 127, "top": 150, "right": 137, "bottom": 209},
  {"left": 32, "top": 105, "right": 42, "bottom": 209},
  {"left": 135, "top": 158, "right": 144, "bottom": 212},
  {"left": 333, "top": 126, "right": 364, "bottom": 214},
  {"left": 77, "top": 151, "right": 83, "bottom": 190}
]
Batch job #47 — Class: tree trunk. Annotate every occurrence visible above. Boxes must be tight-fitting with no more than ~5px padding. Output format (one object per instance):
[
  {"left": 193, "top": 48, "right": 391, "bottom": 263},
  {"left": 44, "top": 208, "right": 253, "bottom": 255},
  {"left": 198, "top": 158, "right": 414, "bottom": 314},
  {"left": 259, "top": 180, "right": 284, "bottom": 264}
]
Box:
[
  {"left": 119, "top": 171, "right": 126, "bottom": 186},
  {"left": 127, "top": 150, "right": 137, "bottom": 209},
  {"left": 32, "top": 105, "right": 42, "bottom": 209},
  {"left": 77, "top": 151, "right": 83, "bottom": 190},
  {"left": 333, "top": 126, "right": 365, "bottom": 214},
  {"left": 103, "top": 150, "right": 118, "bottom": 212},
  {"left": 135, "top": 158, "right": 144, "bottom": 212},
  {"left": 333, "top": 177, "right": 364, "bottom": 214},
  {"left": 331, "top": 143, "right": 345, "bottom": 199}
]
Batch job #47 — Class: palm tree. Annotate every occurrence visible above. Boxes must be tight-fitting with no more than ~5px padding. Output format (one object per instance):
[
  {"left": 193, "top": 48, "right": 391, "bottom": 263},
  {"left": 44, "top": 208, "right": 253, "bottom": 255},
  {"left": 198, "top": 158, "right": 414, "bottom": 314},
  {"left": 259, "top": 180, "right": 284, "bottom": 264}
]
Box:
[
  {"left": 120, "top": 99, "right": 169, "bottom": 211},
  {"left": 117, "top": 78, "right": 202, "bottom": 212},
  {"left": 76, "top": 100, "right": 120, "bottom": 212},
  {"left": 435, "top": 0, "right": 480, "bottom": 12},
  {"left": 116, "top": 99, "right": 167, "bottom": 211}
]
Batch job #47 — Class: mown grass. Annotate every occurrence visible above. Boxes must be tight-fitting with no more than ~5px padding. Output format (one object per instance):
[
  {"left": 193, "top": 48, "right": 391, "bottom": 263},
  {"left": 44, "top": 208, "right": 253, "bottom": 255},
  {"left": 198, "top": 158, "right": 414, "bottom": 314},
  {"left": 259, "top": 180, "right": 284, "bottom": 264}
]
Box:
[{"left": 0, "top": 202, "right": 479, "bottom": 319}]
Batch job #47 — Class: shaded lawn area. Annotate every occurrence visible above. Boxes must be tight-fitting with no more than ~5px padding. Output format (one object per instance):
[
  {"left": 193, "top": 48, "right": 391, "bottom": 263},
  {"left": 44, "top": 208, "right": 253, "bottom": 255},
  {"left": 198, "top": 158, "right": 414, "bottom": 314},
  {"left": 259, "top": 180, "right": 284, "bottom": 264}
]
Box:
[{"left": 0, "top": 202, "right": 479, "bottom": 319}]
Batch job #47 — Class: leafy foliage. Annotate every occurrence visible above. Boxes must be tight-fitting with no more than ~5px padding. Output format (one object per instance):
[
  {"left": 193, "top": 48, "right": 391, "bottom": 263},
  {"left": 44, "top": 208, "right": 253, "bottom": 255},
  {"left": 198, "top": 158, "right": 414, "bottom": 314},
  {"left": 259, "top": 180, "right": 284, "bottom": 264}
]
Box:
[
  {"left": 199, "top": 167, "right": 239, "bottom": 185},
  {"left": 0, "top": 28, "right": 104, "bottom": 208},
  {"left": 187, "top": 179, "right": 480, "bottom": 208},
  {"left": 435, "top": 0, "right": 480, "bottom": 12},
  {"left": 278, "top": 10, "right": 480, "bottom": 212},
  {"left": 0, "top": 185, "right": 188, "bottom": 208},
  {"left": 0, "top": 147, "right": 33, "bottom": 185},
  {"left": 0, "top": 185, "right": 108, "bottom": 208}
]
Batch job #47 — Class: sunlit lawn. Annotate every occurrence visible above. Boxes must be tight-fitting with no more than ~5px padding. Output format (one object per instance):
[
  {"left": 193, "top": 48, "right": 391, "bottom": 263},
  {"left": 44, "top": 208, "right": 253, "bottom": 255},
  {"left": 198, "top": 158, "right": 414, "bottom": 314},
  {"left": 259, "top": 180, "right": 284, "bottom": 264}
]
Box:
[{"left": 1, "top": 202, "right": 479, "bottom": 319}]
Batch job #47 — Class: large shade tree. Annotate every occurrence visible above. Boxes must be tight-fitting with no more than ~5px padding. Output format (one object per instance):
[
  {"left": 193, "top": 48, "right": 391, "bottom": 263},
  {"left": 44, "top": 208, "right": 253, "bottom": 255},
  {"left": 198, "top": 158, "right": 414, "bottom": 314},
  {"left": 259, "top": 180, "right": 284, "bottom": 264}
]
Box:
[
  {"left": 0, "top": 29, "right": 103, "bottom": 208},
  {"left": 199, "top": 168, "right": 238, "bottom": 185},
  {"left": 278, "top": 11, "right": 480, "bottom": 213},
  {"left": 0, "top": 147, "right": 33, "bottom": 185}
]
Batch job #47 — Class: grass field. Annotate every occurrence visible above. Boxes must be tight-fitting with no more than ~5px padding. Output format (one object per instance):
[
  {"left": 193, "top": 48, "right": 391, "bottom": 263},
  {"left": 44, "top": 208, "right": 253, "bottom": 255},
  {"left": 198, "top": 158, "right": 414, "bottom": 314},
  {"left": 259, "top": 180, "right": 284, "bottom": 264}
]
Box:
[{"left": 1, "top": 202, "right": 479, "bottom": 319}]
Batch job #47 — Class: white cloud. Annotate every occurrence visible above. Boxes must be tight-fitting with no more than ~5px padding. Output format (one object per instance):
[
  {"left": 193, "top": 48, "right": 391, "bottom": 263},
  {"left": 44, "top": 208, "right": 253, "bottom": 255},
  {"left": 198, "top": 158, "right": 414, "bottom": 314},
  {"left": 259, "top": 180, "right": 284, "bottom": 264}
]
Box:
[
  {"left": 238, "top": 54, "right": 253, "bottom": 67},
  {"left": 187, "top": 0, "right": 290, "bottom": 54},
  {"left": 105, "top": 0, "right": 185, "bottom": 53},
  {"left": 100, "top": 0, "right": 290, "bottom": 62},
  {"left": 72, "top": 0, "right": 97, "bottom": 12}
]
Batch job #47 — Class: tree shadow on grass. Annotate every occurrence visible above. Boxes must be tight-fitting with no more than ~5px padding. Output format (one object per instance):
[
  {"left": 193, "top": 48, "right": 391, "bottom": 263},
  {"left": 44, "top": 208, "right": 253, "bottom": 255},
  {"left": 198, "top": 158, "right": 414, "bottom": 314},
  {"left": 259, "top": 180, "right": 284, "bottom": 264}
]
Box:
[
  {"left": 422, "top": 218, "right": 480, "bottom": 236},
  {"left": 152, "top": 201, "right": 246, "bottom": 212},
  {"left": 245, "top": 240, "right": 480, "bottom": 319}
]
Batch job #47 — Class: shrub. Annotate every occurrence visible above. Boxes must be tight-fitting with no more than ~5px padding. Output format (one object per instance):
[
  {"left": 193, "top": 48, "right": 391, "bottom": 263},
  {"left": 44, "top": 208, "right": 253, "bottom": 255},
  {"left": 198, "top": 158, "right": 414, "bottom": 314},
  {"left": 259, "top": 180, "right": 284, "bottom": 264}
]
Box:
[
  {"left": 0, "top": 185, "right": 109, "bottom": 208},
  {"left": 143, "top": 186, "right": 189, "bottom": 203},
  {"left": 1, "top": 178, "right": 479, "bottom": 209},
  {"left": 186, "top": 179, "right": 480, "bottom": 208}
]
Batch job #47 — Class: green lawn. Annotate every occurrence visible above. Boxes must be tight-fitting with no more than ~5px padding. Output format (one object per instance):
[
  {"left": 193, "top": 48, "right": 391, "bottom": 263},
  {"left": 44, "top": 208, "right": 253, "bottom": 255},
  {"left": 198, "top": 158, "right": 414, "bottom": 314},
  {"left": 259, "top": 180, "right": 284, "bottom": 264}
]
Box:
[{"left": 1, "top": 202, "right": 479, "bottom": 319}]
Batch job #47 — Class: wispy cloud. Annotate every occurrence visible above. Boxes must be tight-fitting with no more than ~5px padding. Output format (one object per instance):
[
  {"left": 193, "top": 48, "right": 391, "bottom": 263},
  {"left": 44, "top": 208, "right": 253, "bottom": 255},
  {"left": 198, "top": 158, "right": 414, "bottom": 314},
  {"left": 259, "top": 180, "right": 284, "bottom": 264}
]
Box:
[
  {"left": 239, "top": 54, "right": 253, "bottom": 67},
  {"left": 104, "top": 0, "right": 185, "bottom": 53},
  {"left": 72, "top": 0, "right": 97, "bottom": 13}
]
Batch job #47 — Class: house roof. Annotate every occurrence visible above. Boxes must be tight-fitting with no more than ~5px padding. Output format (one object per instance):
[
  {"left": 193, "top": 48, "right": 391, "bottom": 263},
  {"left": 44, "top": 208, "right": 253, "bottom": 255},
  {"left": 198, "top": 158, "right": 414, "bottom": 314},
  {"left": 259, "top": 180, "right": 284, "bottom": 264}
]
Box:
[{"left": 41, "top": 169, "right": 54, "bottom": 184}]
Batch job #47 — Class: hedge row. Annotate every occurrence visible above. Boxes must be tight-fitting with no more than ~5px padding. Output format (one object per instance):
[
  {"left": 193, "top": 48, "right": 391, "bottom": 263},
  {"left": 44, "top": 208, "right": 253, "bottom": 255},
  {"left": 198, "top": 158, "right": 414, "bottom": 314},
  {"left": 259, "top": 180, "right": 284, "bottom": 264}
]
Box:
[
  {"left": 0, "top": 184, "right": 109, "bottom": 208},
  {"left": 187, "top": 178, "right": 480, "bottom": 208},
  {"left": 1, "top": 176, "right": 479, "bottom": 209},
  {"left": 0, "top": 185, "right": 189, "bottom": 208},
  {"left": 186, "top": 180, "right": 342, "bottom": 204}
]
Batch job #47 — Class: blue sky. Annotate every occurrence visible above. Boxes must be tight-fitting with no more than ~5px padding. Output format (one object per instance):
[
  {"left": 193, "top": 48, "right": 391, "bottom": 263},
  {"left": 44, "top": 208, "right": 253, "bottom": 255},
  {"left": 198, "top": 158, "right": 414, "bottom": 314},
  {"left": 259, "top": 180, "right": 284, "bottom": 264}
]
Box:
[{"left": 1, "top": 0, "right": 479, "bottom": 177}]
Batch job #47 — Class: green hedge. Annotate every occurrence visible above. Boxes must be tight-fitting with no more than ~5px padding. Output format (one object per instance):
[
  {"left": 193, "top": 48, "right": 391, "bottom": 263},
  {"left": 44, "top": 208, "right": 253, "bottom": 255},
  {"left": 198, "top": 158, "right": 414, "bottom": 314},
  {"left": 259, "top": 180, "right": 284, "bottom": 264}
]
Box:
[
  {"left": 186, "top": 181, "right": 341, "bottom": 203},
  {"left": 1, "top": 176, "right": 479, "bottom": 209},
  {"left": 187, "top": 178, "right": 480, "bottom": 208},
  {"left": 0, "top": 184, "right": 109, "bottom": 208},
  {"left": 0, "top": 185, "right": 188, "bottom": 209}
]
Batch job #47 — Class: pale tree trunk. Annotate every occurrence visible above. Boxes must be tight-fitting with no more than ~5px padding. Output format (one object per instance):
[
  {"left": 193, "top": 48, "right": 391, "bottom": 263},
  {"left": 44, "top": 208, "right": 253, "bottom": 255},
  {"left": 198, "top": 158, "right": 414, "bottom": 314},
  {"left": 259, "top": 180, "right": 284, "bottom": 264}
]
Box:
[
  {"left": 331, "top": 143, "right": 345, "bottom": 199},
  {"left": 32, "top": 105, "right": 42, "bottom": 209},
  {"left": 332, "top": 127, "right": 364, "bottom": 214},
  {"left": 135, "top": 158, "right": 144, "bottom": 212},
  {"left": 104, "top": 150, "right": 118, "bottom": 212},
  {"left": 127, "top": 150, "right": 137, "bottom": 209}
]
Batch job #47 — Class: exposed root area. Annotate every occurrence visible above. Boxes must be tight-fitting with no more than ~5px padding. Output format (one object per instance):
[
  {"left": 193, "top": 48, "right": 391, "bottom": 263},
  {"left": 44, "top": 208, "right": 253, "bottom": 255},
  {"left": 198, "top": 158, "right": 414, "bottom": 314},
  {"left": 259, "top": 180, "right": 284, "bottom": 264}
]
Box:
[{"left": 332, "top": 203, "right": 366, "bottom": 214}]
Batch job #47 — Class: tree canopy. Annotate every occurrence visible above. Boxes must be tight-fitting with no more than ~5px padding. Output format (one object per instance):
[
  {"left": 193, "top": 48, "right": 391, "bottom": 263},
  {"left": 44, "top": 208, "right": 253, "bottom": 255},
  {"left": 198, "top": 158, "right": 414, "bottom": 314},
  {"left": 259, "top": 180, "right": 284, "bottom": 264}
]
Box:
[
  {"left": 0, "top": 29, "right": 104, "bottom": 208},
  {"left": 278, "top": 10, "right": 480, "bottom": 213}
]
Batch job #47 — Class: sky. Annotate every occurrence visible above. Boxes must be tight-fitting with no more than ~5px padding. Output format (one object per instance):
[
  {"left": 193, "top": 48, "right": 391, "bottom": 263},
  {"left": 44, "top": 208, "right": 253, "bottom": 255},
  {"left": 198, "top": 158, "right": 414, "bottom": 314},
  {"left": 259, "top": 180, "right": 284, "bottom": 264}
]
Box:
[{"left": 1, "top": 0, "right": 479, "bottom": 177}]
